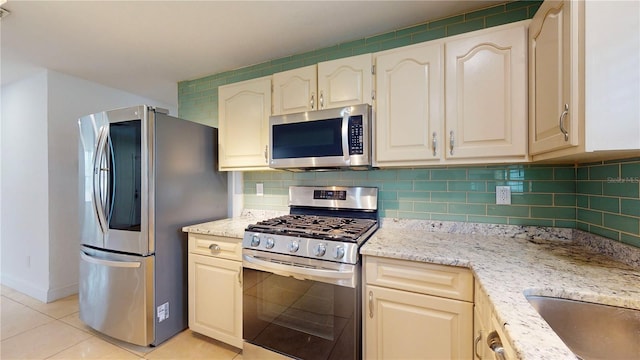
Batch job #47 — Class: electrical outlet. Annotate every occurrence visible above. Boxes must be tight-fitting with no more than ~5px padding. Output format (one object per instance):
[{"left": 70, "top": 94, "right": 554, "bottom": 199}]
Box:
[
  {"left": 256, "top": 183, "right": 264, "bottom": 196},
  {"left": 496, "top": 186, "right": 511, "bottom": 205}
]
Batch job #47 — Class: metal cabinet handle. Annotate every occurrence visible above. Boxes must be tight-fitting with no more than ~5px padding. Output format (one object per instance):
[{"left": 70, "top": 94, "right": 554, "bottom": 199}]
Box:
[
  {"left": 368, "top": 291, "right": 374, "bottom": 318},
  {"left": 319, "top": 91, "right": 324, "bottom": 109},
  {"left": 238, "top": 267, "right": 242, "bottom": 285},
  {"left": 264, "top": 145, "right": 268, "bottom": 163},
  {"left": 432, "top": 132, "right": 437, "bottom": 156},
  {"left": 208, "top": 244, "right": 221, "bottom": 252},
  {"left": 487, "top": 331, "right": 507, "bottom": 360},
  {"left": 310, "top": 93, "right": 315, "bottom": 110},
  {"left": 559, "top": 103, "right": 569, "bottom": 141},
  {"left": 474, "top": 333, "right": 483, "bottom": 359},
  {"left": 449, "top": 130, "right": 455, "bottom": 155}
]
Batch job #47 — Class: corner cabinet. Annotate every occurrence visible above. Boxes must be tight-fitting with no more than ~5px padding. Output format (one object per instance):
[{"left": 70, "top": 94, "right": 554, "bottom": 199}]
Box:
[
  {"left": 218, "top": 76, "right": 271, "bottom": 171},
  {"left": 364, "top": 256, "right": 474, "bottom": 359},
  {"left": 374, "top": 21, "right": 529, "bottom": 167},
  {"left": 272, "top": 54, "right": 373, "bottom": 115},
  {"left": 474, "top": 282, "right": 516, "bottom": 360},
  {"left": 529, "top": 0, "right": 640, "bottom": 161},
  {"left": 188, "top": 233, "right": 243, "bottom": 348}
]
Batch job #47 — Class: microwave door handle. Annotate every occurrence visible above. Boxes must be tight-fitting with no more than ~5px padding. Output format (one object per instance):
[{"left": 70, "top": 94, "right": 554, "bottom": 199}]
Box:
[{"left": 341, "top": 114, "right": 350, "bottom": 163}]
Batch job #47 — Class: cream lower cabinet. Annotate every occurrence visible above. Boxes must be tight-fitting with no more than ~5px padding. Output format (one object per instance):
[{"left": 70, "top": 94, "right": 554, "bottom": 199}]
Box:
[
  {"left": 364, "top": 256, "right": 473, "bottom": 359},
  {"left": 188, "top": 233, "right": 242, "bottom": 348},
  {"left": 473, "top": 282, "right": 515, "bottom": 360},
  {"left": 218, "top": 76, "right": 271, "bottom": 171}
]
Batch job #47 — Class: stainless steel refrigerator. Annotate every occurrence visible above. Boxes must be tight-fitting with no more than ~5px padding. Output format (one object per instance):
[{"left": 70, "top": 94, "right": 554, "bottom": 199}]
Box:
[{"left": 78, "top": 105, "right": 227, "bottom": 346}]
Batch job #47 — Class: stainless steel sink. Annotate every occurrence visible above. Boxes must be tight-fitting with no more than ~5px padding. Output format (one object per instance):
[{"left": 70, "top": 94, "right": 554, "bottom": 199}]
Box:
[{"left": 526, "top": 295, "right": 640, "bottom": 360}]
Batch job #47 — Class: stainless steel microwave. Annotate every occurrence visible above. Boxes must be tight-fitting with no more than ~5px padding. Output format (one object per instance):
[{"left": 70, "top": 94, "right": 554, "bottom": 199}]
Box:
[{"left": 269, "top": 104, "right": 372, "bottom": 171}]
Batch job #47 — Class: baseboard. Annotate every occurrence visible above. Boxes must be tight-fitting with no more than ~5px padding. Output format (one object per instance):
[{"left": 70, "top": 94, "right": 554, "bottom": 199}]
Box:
[
  {"left": 47, "top": 282, "right": 78, "bottom": 302},
  {"left": 0, "top": 274, "right": 48, "bottom": 302}
]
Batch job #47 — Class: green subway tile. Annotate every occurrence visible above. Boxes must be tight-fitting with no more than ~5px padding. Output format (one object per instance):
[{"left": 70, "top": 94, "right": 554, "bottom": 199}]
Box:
[
  {"left": 604, "top": 214, "right": 639, "bottom": 234},
  {"left": 431, "top": 169, "right": 467, "bottom": 180},
  {"left": 554, "top": 167, "right": 576, "bottom": 181},
  {"left": 468, "top": 215, "right": 508, "bottom": 225},
  {"left": 412, "top": 27, "right": 447, "bottom": 43},
  {"left": 621, "top": 162, "right": 640, "bottom": 178},
  {"left": 528, "top": 2, "right": 543, "bottom": 17},
  {"left": 603, "top": 181, "right": 639, "bottom": 198},
  {"left": 577, "top": 209, "right": 603, "bottom": 226},
  {"left": 429, "top": 15, "right": 464, "bottom": 29},
  {"left": 486, "top": 8, "right": 528, "bottom": 27},
  {"left": 382, "top": 181, "right": 413, "bottom": 191},
  {"left": 511, "top": 193, "right": 553, "bottom": 206},
  {"left": 414, "top": 181, "right": 447, "bottom": 191},
  {"left": 508, "top": 218, "right": 553, "bottom": 227},
  {"left": 397, "top": 211, "right": 430, "bottom": 220},
  {"left": 577, "top": 195, "right": 589, "bottom": 208},
  {"left": 589, "top": 164, "right": 619, "bottom": 180},
  {"left": 399, "top": 201, "right": 414, "bottom": 212},
  {"left": 368, "top": 170, "right": 397, "bottom": 180},
  {"left": 605, "top": 157, "right": 640, "bottom": 164},
  {"left": 293, "top": 172, "right": 316, "bottom": 180},
  {"left": 621, "top": 233, "right": 640, "bottom": 247},
  {"left": 449, "top": 203, "right": 486, "bottom": 215},
  {"left": 398, "top": 169, "right": 429, "bottom": 180},
  {"left": 381, "top": 200, "right": 400, "bottom": 210},
  {"left": 589, "top": 226, "right": 620, "bottom": 241},
  {"left": 589, "top": 196, "right": 620, "bottom": 213},
  {"left": 521, "top": 168, "right": 555, "bottom": 180},
  {"left": 577, "top": 221, "right": 589, "bottom": 231},
  {"left": 339, "top": 38, "right": 366, "bottom": 49},
  {"left": 431, "top": 213, "right": 467, "bottom": 222},
  {"left": 465, "top": 4, "right": 505, "bottom": 20},
  {"left": 531, "top": 207, "right": 575, "bottom": 220},
  {"left": 270, "top": 172, "right": 294, "bottom": 180},
  {"left": 398, "top": 191, "right": 429, "bottom": 202},
  {"left": 353, "top": 43, "right": 382, "bottom": 55},
  {"left": 577, "top": 181, "right": 603, "bottom": 195},
  {"left": 378, "top": 191, "right": 398, "bottom": 201},
  {"left": 414, "top": 202, "right": 448, "bottom": 213},
  {"left": 467, "top": 193, "right": 495, "bottom": 204},
  {"left": 506, "top": 1, "right": 532, "bottom": 11},
  {"left": 382, "top": 209, "right": 399, "bottom": 218},
  {"left": 554, "top": 194, "right": 576, "bottom": 207},
  {"left": 487, "top": 205, "right": 529, "bottom": 217},
  {"left": 577, "top": 167, "right": 589, "bottom": 181},
  {"left": 380, "top": 36, "right": 414, "bottom": 51},
  {"left": 366, "top": 32, "right": 396, "bottom": 44},
  {"left": 621, "top": 199, "right": 640, "bottom": 217},
  {"left": 530, "top": 181, "right": 575, "bottom": 194},
  {"left": 447, "top": 18, "right": 485, "bottom": 36},
  {"left": 448, "top": 181, "right": 487, "bottom": 192},
  {"left": 468, "top": 168, "right": 507, "bottom": 180},
  {"left": 397, "top": 24, "right": 428, "bottom": 37},
  {"left": 555, "top": 220, "right": 576, "bottom": 228},
  {"left": 340, "top": 171, "right": 368, "bottom": 180},
  {"left": 431, "top": 191, "right": 467, "bottom": 203}
]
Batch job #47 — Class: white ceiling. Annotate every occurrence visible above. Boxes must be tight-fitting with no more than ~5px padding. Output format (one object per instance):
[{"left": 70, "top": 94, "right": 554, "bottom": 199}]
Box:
[{"left": 1, "top": 0, "right": 502, "bottom": 106}]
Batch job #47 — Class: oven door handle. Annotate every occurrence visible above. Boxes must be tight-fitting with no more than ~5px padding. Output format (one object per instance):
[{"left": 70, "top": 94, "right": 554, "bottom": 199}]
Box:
[{"left": 243, "top": 254, "right": 355, "bottom": 283}]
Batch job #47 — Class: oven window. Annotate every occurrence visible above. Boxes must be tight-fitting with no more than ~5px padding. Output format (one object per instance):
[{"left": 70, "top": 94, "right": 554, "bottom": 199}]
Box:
[
  {"left": 272, "top": 118, "right": 343, "bottom": 159},
  {"left": 243, "top": 268, "right": 360, "bottom": 360}
]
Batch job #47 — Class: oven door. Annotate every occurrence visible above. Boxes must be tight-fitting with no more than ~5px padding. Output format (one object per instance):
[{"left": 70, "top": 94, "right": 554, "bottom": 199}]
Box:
[{"left": 243, "top": 249, "right": 361, "bottom": 360}]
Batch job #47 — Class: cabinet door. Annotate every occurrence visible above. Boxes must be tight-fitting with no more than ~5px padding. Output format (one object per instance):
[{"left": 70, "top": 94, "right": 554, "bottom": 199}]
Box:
[
  {"left": 529, "top": 0, "right": 580, "bottom": 155},
  {"left": 365, "top": 285, "right": 473, "bottom": 360},
  {"left": 317, "top": 54, "right": 373, "bottom": 109},
  {"left": 218, "top": 76, "right": 271, "bottom": 171},
  {"left": 188, "top": 254, "right": 242, "bottom": 348},
  {"left": 445, "top": 23, "right": 527, "bottom": 160},
  {"left": 374, "top": 42, "right": 443, "bottom": 166},
  {"left": 272, "top": 65, "right": 317, "bottom": 115}
]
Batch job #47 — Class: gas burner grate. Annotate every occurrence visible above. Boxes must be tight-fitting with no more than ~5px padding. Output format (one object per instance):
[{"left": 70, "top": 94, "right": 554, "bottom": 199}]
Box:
[{"left": 246, "top": 215, "right": 377, "bottom": 242}]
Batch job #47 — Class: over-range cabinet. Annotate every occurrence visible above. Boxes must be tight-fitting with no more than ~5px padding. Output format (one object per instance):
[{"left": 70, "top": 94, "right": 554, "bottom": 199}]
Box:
[{"left": 78, "top": 105, "right": 227, "bottom": 346}]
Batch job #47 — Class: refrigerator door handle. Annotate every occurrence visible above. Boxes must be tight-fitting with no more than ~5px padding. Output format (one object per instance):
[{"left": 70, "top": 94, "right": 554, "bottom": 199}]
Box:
[
  {"left": 92, "top": 126, "right": 109, "bottom": 233},
  {"left": 81, "top": 252, "right": 141, "bottom": 268}
]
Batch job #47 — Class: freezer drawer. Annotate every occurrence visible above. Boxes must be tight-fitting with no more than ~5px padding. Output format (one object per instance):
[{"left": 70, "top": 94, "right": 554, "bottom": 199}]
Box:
[{"left": 79, "top": 247, "right": 154, "bottom": 346}]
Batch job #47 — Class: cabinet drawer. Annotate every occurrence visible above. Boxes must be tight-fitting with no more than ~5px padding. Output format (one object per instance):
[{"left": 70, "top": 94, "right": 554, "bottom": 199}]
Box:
[
  {"left": 188, "top": 233, "right": 242, "bottom": 261},
  {"left": 365, "top": 256, "right": 473, "bottom": 302}
]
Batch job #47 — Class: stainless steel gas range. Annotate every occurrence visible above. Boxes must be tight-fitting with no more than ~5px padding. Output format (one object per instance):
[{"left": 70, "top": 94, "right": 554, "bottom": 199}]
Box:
[{"left": 242, "top": 186, "right": 378, "bottom": 360}]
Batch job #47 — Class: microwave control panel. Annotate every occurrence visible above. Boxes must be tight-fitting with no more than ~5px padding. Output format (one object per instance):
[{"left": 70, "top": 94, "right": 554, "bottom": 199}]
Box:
[{"left": 348, "top": 115, "right": 364, "bottom": 155}]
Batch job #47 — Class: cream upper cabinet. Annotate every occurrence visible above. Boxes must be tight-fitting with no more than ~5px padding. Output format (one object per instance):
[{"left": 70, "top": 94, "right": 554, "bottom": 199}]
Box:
[
  {"left": 374, "top": 21, "right": 529, "bottom": 167},
  {"left": 374, "top": 41, "right": 444, "bottom": 167},
  {"left": 317, "top": 53, "right": 373, "bottom": 110},
  {"left": 445, "top": 22, "right": 528, "bottom": 161},
  {"left": 529, "top": 0, "right": 640, "bottom": 161},
  {"left": 272, "top": 54, "right": 372, "bottom": 115},
  {"left": 364, "top": 256, "right": 473, "bottom": 360},
  {"left": 272, "top": 65, "right": 317, "bottom": 115},
  {"left": 218, "top": 76, "right": 271, "bottom": 171}
]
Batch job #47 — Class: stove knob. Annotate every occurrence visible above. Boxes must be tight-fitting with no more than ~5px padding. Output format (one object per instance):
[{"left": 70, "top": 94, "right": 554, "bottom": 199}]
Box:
[
  {"left": 288, "top": 240, "right": 299, "bottom": 253},
  {"left": 265, "top": 237, "right": 275, "bottom": 249},
  {"left": 333, "top": 245, "right": 345, "bottom": 260},
  {"left": 314, "top": 243, "right": 327, "bottom": 257},
  {"left": 250, "top": 234, "right": 260, "bottom": 247}
]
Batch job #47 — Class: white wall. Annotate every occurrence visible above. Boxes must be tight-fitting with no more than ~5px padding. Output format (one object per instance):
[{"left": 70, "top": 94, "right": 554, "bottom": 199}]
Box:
[{"left": 1, "top": 70, "right": 176, "bottom": 302}]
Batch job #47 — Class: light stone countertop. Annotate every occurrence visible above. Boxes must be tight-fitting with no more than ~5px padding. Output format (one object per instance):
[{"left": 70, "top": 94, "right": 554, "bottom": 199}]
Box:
[
  {"left": 182, "top": 209, "right": 287, "bottom": 239},
  {"left": 362, "top": 219, "right": 640, "bottom": 360}
]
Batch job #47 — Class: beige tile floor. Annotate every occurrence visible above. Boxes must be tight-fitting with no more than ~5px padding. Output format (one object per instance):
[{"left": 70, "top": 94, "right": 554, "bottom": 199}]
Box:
[{"left": 1, "top": 285, "right": 243, "bottom": 360}]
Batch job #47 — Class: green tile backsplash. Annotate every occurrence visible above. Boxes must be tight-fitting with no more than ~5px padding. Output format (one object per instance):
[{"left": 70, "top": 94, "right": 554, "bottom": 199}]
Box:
[{"left": 177, "top": 1, "right": 640, "bottom": 249}]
